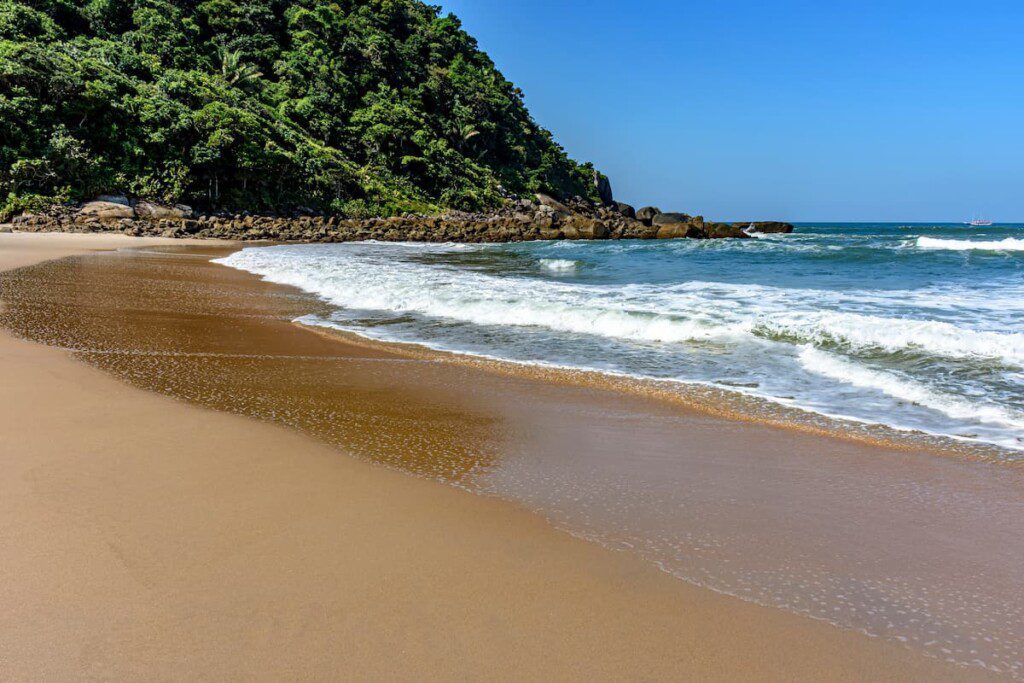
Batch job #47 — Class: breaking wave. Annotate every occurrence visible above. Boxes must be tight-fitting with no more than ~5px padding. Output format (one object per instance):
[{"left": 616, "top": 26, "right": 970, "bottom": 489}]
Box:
[
  {"left": 218, "top": 246, "right": 1024, "bottom": 367},
  {"left": 916, "top": 236, "right": 1024, "bottom": 252},
  {"left": 216, "top": 233, "right": 1024, "bottom": 454},
  {"left": 798, "top": 346, "right": 1024, "bottom": 433},
  {"left": 538, "top": 258, "right": 581, "bottom": 273}
]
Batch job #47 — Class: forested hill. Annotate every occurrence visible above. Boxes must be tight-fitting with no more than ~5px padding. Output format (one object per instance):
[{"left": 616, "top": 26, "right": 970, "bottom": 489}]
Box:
[{"left": 0, "top": 0, "right": 602, "bottom": 218}]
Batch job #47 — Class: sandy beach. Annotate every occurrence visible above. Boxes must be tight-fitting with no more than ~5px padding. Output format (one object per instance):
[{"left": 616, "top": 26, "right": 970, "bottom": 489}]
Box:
[{"left": 0, "top": 232, "right": 999, "bottom": 680}]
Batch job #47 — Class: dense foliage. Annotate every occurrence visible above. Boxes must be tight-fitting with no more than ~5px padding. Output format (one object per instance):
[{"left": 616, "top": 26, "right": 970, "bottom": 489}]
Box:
[{"left": 0, "top": 0, "right": 600, "bottom": 217}]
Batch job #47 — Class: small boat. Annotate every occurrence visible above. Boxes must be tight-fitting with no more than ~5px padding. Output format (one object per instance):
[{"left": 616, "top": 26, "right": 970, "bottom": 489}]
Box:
[{"left": 967, "top": 219, "right": 993, "bottom": 226}]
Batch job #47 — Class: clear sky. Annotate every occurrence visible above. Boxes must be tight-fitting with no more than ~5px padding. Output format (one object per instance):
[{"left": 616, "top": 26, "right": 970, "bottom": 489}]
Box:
[{"left": 438, "top": 1, "right": 1024, "bottom": 221}]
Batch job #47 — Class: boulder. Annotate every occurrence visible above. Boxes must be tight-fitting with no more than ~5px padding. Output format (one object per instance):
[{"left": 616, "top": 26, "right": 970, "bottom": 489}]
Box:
[
  {"left": 0, "top": 223, "right": 12, "bottom": 233},
  {"left": 635, "top": 206, "right": 661, "bottom": 226},
  {"left": 535, "top": 193, "right": 571, "bottom": 214},
  {"left": 705, "top": 222, "right": 750, "bottom": 239},
  {"left": 79, "top": 201, "right": 135, "bottom": 221},
  {"left": 593, "top": 171, "right": 613, "bottom": 205},
  {"left": 532, "top": 214, "right": 555, "bottom": 230},
  {"left": 135, "top": 201, "right": 192, "bottom": 220},
  {"left": 655, "top": 223, "right": 704, "bottom": 239},
  {"left": 560, "top": 216, "right": 609, "bottom": 240},
  {"left": 614, "top": 202, "right": 636, "bottom": 219},
  {"left": 95, "top": 194, "right": 130, "bottom": 206},
  {"left": 620, "top": 223, "right": 659, "bottom": 239},
  {"left": 732, "top": 221, "right": 793, "bottom": 234},
  {"left": 652, "top": 212, "right": 691, "bottom": 226},
  {"left": 581, "top": 219, "right": 609, "bottom": 240}
]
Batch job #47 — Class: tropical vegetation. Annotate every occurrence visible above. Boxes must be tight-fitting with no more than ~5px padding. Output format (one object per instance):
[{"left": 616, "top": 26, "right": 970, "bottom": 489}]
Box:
[{"left": 0, "top": 0, "right": 601, "bottom": 219}]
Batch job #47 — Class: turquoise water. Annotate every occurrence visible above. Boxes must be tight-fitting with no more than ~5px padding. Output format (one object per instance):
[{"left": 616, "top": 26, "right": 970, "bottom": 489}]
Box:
[{"left": 218, "top": 223, "right": 1024, "bottom": 455}]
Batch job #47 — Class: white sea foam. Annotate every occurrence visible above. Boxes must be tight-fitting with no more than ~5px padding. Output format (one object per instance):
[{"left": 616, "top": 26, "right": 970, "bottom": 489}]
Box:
[
  {"left": 798, "top": 347, "right": 1024, "bottom": 431},
  {"left": 217, "top": 246, "right": 749, "bottom": 344},
  {"left": 539, "top": 258, "right": 580, "bottom": 273},
  {"left": 916, "top": 236, "right": 1024, "bottom": 252},
  {"left": 217, "top": 245, "right": 1024, "bottom": 366},
  {"left": 759, "top": 311, "right": 1024, "bottom": 366},
  {"left": 215, "top": 242, "right": 1024, "bottom": 453}
]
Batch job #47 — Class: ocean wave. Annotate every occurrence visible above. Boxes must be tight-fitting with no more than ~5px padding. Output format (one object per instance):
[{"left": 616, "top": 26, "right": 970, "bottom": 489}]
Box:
[
  {"left": 538, "top": 258, "right": 581, "bottom": 273},
  {"left": 217, "top": 247, "right": 750, "bottom": 344},
  {"left": 215, "top": 241, "right": 1024, "bottom": 453},
  {"left": 757, "top": 311, "right": 1024, "bottom": 366},
  {"left": 217, "top": 246, "right": 1024, "bottom": 367},
  {"left": 742, "top": 229, "right": 792, "bottom": 241},
  {"left": 798, "top": 347, "right": 1024, "bottom": 431},
  {"left": 916, "top": 236, "right": 1024, "bottom": 252}
]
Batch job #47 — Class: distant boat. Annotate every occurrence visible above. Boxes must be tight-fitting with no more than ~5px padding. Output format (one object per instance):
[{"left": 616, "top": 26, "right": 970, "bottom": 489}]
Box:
[{"left": 967, "top": 219, "right": 994, "bottom": 226}]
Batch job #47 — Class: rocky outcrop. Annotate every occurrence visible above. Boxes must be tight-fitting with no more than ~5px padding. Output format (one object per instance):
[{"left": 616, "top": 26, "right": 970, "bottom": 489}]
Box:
[
  {"left": 635, "top": 206, "right": 661, "bottom": 226},
  {"left": 79, "top": 201, "right": 134, "bottom": 220},
  {"left": 652, "top": 212, "right": 693, "bottom": 226},
  {"left": 593, "top": 171, "right": 613, "bottom": 205},
  {"left": 655, "top": 223, "right": 702, "bottom": 239},
  {"left": 614, "top": 202, "right": 635, "bottom": 219},
  {"left": 135, "top": 201, "right": 193, "bottom": 220},
  {"left": 560, "top": 215, "right": 609, "bottom": 240},
  {"left": 732, "top": 221, "right": 794, "bottom": 234},
  {"left": 704, "top": 222, "right": 750, "bottom": 239},
  {"left": 10, "top": 197, "right": 790, "bottom": 244},
  {"left": 535, "top": 193, "right": 571, "bottom": 214}
]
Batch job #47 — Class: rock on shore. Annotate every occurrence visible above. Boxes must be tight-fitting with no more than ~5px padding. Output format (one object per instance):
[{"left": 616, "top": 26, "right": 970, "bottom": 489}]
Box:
[{"left": 10, "top": 196, "right": 793, "bottom": 243}]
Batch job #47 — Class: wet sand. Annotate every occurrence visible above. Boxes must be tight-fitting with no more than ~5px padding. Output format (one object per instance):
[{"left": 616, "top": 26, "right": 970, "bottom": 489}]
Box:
[{"left": 0, "top": 233, "right": 1003, "bottom": 680}]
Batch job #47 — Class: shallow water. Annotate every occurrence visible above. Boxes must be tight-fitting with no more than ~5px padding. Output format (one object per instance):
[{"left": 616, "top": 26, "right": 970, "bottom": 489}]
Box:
[{"left": 217, "top": 223, "right": 1024, "bottom": 454}]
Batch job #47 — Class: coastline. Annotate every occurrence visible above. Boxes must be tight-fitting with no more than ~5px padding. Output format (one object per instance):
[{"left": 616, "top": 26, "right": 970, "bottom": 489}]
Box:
[
  {"left": 0, "top": 233, "right": 1002, "bottom": 679},
  {"left": 295, "top": 320, "right": 1018, "bottom": 464}
]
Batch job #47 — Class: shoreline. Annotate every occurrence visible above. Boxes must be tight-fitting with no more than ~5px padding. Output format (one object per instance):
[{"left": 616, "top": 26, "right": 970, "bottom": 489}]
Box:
[
  {"left": 213, "top": 236, "right": 1023, "bottom": 464},
  {"left": 0, "top": 233, "right": 1006, "bottom": 679},
  {"left": 295, "top": 319, "right": 1019, "bottom": 465}
]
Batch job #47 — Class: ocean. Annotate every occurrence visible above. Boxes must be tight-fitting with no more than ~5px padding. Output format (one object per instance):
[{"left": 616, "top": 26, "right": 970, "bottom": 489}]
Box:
[{"left": 217, "top": 223, "right": 1024, "bottom": 457}]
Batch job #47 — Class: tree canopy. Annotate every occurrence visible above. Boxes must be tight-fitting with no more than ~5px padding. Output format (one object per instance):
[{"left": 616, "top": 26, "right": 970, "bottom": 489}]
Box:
[{"left": 0, "top": 0, "right": 600, "bottom": 217}]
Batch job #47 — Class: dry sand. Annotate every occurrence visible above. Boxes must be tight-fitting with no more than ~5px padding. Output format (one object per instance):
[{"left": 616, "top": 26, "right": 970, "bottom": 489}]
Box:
[{"left": 0, "top": 232, "right": 982, "bottom": 680}]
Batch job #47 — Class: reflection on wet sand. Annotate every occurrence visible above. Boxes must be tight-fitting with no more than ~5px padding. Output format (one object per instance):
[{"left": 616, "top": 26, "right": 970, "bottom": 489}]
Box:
[{"left": 0, "top": 246, "right": 499, "bottom": 483}]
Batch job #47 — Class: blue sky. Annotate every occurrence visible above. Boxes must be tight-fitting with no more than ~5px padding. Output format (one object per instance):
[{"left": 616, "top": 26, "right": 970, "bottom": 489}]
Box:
[{"left": 438, "top": 1, "right": 1024, "bottom": 221}]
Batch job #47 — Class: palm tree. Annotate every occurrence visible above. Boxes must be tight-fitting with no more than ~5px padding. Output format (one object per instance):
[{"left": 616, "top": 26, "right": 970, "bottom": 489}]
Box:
[
  {"left": 218, "top": 45, "right": 263, "bottom": 85},
  {"left": 459, "top": 123, "right": 480, "bottom": 152}
]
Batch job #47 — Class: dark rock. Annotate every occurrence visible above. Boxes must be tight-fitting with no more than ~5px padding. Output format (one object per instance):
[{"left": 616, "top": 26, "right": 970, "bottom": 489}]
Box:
[
  {"left": 593, "top": 171, "right": 613, "bottom": 205},
  {"left": 732, "top": 221, "right": 794, "bottom": 234},
  {"left": 651, "top": 212, "right": 691, "bottom": 226},
  {"left": 15, "top": 195, "right": 764, "bottom": 243},
  {"left": 535, "top": 193, "right": 571, "bottom": 214},
  {"left": 560, "top": 216, "right": 609, "bottom": 240},
  {"left": 620, "top": 222, "right": 659, "bottom": 240},
  {"left": 705, "top": 222, "right": 750, "bottom": 239},
  {"left": 656, "top": 223, "right": 704, "bottom": 239},
  {"left": 614, "top": 202, "right": 636, "bottom": 219},
  {"left": 635, "top": 206, "right": 661, "bottom": 226}
]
